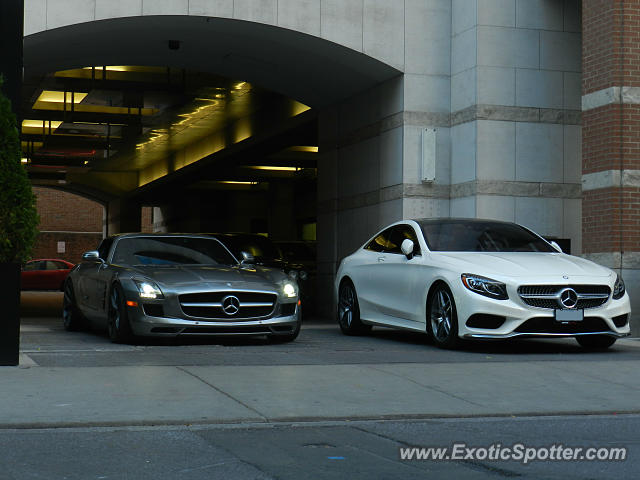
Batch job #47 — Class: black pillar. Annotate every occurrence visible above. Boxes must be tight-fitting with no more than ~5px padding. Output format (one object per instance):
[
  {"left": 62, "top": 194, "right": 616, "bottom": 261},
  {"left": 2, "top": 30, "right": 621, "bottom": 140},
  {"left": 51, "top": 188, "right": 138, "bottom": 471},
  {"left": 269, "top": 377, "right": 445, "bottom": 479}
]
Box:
[
  {"left": 0, "top": 0, "right": 24, "bottom": 116},
  {"left": 0, "top": 0, "right": 24, "bottom": 366}
]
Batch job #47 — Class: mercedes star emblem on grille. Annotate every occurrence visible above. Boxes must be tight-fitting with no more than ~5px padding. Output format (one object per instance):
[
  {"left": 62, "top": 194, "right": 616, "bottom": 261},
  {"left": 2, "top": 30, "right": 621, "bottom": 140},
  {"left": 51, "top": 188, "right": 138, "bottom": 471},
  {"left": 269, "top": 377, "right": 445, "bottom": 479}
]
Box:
[
  {"left": 559, "top": 288, "right": 578, "bottom": 309},
  {"left": 221, "top": 295, "right": 240, "bottom": 315}
]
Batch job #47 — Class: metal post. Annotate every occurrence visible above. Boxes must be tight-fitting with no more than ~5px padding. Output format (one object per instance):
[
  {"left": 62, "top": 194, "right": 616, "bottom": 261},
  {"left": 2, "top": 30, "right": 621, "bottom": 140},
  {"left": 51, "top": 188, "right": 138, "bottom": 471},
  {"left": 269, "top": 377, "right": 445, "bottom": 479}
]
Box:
[{"left": 0, "top": 0, "right": 25, "bottom": 366}]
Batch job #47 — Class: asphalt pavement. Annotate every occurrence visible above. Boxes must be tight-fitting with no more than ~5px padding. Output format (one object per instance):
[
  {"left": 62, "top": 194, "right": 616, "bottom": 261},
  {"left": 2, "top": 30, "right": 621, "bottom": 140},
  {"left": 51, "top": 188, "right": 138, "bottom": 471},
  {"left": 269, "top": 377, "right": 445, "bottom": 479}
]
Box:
[{"left": 3, "top": 292, "right": 639, "bottom": 478}]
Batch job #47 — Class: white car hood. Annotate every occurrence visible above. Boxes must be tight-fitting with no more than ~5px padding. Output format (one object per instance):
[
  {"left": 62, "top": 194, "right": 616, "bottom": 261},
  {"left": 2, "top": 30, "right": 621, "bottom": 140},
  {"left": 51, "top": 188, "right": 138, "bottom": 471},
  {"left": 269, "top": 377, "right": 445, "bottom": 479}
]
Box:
[{"left": 432, "top": 252, "right": 613, "bottom": 279}]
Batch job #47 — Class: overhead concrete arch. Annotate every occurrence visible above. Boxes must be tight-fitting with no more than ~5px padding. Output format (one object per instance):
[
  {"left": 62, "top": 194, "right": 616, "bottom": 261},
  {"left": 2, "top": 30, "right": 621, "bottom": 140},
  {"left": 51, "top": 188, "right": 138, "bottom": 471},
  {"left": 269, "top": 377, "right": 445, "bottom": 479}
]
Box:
[{"left": 24, "top": 8, "right": 402, "bottom": 108}]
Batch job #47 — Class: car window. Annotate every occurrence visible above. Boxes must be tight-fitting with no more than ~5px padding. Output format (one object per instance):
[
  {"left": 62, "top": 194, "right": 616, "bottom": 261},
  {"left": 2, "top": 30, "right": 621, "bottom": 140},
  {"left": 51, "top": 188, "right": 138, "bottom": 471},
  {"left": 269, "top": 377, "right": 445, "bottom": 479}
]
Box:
[
  {"left": 23, "top": 261, "right": 43, "bottom": 271},
  {"left": 364, "top": 227, "right": 399, "bottom": 253},
  {"left": 418, "top": 220, "right": 555, "bottom": 252},
  {"left": 390, "top": 225, "right": 422, "bottom": 256},
  {"left": 112, "top": 237, "right": 237, "bottom": 266},
  {"left": 45, "top": 261, "right": 63, "bottom": 270}
]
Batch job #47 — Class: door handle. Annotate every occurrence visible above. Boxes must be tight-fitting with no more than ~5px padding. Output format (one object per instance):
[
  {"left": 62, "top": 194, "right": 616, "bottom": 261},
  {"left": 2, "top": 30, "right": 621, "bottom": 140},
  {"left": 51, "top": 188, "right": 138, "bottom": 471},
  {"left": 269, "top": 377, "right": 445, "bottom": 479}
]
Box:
[{"left": 377, "top": 257, "right": 385, "bottom": 262}]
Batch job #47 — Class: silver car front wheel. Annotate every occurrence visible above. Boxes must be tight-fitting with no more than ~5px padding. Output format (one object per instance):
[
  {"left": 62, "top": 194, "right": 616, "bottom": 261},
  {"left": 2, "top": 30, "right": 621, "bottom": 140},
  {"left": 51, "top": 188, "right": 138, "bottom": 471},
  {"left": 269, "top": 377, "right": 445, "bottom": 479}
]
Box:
[{"left": 108, "top": 284, "right": 133, "bottom": 344}]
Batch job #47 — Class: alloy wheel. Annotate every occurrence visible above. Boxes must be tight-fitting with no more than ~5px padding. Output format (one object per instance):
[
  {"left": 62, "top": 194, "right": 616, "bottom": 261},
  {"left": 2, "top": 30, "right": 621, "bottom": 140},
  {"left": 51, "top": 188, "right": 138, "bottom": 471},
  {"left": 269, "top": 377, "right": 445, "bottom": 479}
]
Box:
[{"left": 430, "top": 288, "right": 453, "bottom": 343}]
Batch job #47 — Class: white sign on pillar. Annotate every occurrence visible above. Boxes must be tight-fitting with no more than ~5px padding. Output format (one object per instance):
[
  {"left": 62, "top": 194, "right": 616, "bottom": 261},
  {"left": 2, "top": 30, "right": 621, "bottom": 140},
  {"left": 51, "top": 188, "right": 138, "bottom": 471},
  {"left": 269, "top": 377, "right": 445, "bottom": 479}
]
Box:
[
  {"left": 57, "top": 241, "right": 65, "bottom": 254},
  {"left": 421, "top": 128, "right": 436, "bottom": 182}
]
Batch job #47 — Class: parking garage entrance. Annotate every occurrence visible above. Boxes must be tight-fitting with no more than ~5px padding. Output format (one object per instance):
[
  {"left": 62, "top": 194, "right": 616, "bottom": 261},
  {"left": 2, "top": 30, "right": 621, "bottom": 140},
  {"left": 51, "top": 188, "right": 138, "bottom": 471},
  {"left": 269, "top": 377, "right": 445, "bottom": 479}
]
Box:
[{"left": 21, "top": 14, "right": 401, "bottom": 320}]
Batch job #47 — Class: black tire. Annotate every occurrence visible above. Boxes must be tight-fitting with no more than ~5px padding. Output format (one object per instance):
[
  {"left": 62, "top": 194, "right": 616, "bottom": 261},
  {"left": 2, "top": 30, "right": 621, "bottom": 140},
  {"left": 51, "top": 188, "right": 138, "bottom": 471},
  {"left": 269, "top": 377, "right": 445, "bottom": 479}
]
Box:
[
  {"left": 337, "top": 280, "right": 371, "bottom": 336},
  {"left": 108, "top": 283, "right": 134, "bottom": 344},
  {"left": 62, "top": 280, "right": 86, "bottom": 331},
  {"left": 268, "top": 320, "right": 301, "bottom": 344},
  {"left": 576, "top": 335, "right": 617, "bottom": 350},
  {"left": 428, "top": 284, "right": 461, "bottom": 349}
]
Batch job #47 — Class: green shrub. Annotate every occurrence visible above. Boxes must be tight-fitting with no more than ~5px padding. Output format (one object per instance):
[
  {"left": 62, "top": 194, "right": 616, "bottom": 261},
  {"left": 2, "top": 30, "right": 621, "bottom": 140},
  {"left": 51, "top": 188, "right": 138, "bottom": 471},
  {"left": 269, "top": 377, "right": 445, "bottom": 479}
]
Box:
[{"left": 0, "top": 77, "right": 39, "bottom": 263}]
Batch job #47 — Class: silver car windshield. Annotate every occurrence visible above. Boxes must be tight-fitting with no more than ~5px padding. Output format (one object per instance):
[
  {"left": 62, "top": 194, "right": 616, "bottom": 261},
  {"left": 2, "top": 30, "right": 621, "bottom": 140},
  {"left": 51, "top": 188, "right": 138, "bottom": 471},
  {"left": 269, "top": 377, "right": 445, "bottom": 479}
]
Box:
[
  {"left": 418, "top": 220, "right": 555, "bottom": 253},
  {"left": 111, "top": 237, "right": 237, "bottom": 266}
]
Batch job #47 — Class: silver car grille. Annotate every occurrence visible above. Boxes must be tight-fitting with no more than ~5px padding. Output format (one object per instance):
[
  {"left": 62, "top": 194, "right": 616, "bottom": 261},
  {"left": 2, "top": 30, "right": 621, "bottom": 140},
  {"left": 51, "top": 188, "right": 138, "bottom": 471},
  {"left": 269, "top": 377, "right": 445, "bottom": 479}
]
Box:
[
  {"left": 179, "top": 291, "right": 277, "bottom": 320},
  {"left": 517, "top": 285, "right": 610, "bottom": 310}
]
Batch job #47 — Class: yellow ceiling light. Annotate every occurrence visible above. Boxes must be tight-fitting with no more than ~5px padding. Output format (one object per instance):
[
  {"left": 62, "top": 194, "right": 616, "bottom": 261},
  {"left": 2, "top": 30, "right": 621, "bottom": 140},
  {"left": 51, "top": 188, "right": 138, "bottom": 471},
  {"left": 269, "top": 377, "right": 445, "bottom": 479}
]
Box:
[
  {"left": 289, "top": 146, "right": 319, "bottom": 153},
  {"left": 36, "top": 91, "right": 88, "bottom": 104},
  {"left": 218, "top": 181, "right": 258, "bottom": 185},
  {"left": 22, "top": 120, "right": 63, "bottom": 129},
  {"left": 249, "top": 166, "right": 298, "bottom": 172},
  {"left": 21, "top": 120, "right": 63, "bottom": 135},
  {"left": 290, "top": 101, "right": 311, "bottom": 117},
  {"left": 82, "top": 66, "right": 131, "bottom": 72},
  {"left": 21, "top": 157, "right": 29, "bottom": 164}
]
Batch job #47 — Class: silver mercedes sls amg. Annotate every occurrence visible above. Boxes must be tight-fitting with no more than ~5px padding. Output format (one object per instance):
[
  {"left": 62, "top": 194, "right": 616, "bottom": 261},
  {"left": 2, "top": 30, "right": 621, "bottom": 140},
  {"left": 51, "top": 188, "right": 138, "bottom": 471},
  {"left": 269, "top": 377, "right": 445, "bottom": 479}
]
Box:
[{"left": 62, "top": 233, "right": 301, "bottom": 343}]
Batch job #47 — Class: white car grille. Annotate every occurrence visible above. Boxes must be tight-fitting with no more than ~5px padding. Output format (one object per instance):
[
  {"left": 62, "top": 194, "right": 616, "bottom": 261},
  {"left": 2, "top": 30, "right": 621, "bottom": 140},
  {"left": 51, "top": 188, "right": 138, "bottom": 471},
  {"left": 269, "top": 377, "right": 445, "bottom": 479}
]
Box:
[{"left": 517, "top": 285, "right": 610, "bottom": 309}]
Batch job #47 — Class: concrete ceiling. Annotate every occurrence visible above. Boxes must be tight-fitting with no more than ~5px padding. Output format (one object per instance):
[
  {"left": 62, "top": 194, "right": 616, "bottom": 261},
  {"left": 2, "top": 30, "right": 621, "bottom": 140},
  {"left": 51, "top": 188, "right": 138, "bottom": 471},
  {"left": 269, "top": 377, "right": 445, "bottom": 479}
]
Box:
[{"left": 21, "top": 15, "right": 400, "bottom": 203}]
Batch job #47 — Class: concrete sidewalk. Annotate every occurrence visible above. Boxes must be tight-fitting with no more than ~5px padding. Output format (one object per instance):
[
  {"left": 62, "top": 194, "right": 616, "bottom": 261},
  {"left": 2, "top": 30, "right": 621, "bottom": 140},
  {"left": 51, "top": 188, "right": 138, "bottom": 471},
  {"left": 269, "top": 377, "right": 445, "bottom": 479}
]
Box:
[{"left": 2, "top": 355, "right": 640, "bottom": 428}]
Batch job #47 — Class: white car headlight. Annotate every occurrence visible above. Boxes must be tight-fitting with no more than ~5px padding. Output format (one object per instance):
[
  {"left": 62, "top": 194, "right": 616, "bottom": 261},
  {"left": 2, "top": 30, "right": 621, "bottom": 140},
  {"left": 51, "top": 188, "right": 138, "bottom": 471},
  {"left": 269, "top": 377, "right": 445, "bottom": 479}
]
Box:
[
  {"left": 133, "top": 279, "right": 164, "bottom": 299},
  {"left": 461, "top": 274, "right": 508, "bottom": 300},
  {"left": 283, "top": 282, "right": 297, "bottom": 298},
  {"left": 613, "top": 274, "right": 626, "bottom": 300}
]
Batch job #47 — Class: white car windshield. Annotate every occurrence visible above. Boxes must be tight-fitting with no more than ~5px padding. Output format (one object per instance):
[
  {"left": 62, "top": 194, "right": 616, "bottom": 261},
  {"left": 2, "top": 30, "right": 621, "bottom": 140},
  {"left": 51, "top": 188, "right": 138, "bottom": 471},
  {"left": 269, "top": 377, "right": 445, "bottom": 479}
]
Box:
[
  {"left": 111, "top": 237, "right": 237, "bottom": 266},
  {"left": 418, "top": 220, "right": 556, "bottom": 253}
]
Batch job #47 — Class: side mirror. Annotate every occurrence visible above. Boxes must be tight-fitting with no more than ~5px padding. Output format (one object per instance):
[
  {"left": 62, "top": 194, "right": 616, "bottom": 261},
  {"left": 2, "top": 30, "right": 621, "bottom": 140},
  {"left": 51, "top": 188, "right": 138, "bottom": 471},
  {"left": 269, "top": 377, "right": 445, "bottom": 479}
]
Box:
[
  {"left": 82, "top": 251, "right": 103, "bottom": 263},
  {"left": 549, "top": 241, "right": 563, "bottom": 253},
  {"left": 240, "top": 251, "right": 255, "bottom": 264},
  {"left": 401, "top": 239, "right": 415, "bottom": 259}
]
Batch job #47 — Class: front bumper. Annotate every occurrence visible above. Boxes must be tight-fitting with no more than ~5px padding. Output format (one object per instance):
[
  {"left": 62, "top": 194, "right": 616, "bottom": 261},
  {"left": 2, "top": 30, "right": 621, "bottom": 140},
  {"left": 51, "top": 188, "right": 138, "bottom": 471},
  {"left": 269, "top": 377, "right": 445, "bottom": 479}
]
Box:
[
  {"left": 454, "top": 283, "right": 631, "bottom": 340},
  {"left": 123, "top": 292, "right": 300, "bottom": 337}
]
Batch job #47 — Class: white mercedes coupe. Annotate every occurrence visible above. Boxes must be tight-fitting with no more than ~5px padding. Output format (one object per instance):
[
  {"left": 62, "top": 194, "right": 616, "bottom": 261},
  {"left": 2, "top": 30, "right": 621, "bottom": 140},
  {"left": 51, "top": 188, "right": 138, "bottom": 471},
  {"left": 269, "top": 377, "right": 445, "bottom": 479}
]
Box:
[{"left": 335, "top": 219, "right": 631, "bottom": 349}]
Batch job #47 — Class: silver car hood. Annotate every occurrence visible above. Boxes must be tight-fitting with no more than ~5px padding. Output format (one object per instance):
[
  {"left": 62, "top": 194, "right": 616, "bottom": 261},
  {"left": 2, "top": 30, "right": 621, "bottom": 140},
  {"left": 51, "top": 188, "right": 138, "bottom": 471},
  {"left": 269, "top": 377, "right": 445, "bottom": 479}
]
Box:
[{"left": 127, "top": 264, "right": 288, "bottom": 289}]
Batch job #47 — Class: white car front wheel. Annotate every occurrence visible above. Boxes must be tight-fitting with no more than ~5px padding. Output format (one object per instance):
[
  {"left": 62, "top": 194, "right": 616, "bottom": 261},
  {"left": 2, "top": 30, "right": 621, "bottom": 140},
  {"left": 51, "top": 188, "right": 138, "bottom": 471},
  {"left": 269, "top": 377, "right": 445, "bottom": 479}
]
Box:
[
  {"left": 428, "top": 284, "right": 461, "bottom": 349},
  {"left": 337, "top": 280, "right": 371, "bottom": 336}
]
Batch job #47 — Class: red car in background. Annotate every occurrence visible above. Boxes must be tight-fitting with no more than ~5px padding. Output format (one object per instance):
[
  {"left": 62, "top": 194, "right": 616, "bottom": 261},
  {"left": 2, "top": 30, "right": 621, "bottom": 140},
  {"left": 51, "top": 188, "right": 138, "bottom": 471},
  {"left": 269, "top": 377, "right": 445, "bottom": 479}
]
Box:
[{"left": 21, "top": 259, "right": 75, "bottom": 291}]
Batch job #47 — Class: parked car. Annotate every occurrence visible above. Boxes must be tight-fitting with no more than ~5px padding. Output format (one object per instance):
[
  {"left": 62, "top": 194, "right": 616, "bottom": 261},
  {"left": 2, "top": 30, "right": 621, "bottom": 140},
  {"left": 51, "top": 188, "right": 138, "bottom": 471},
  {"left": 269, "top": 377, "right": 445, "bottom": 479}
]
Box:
[
  {"left": 209, "top": 233, "right": 314, "bottom": 315},
  {"left": 21, "top": 259, "right": 75, "bottom": 291},
  {"left": 336, "top": 218, "right": 631, "bottom": 349},
  {"left": 62, "top": 233, "right": 301, "bottom": 343}
]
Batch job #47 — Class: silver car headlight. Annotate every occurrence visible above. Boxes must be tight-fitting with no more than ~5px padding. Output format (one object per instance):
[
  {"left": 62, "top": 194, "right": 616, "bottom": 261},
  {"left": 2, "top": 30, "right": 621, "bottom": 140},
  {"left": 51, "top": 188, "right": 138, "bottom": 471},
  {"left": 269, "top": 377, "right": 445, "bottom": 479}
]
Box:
[
  {"left": 282, "top": 281, "right": 297, "bottom": 298},
  {"left": 613, "top": 274, "right": 626, "bottom": 300},
  {"left": 461, "top": 274, "right": 508, "bottom": 300},
  {"left": 133, "top": 279, "right": 164, "bottom": 299}
]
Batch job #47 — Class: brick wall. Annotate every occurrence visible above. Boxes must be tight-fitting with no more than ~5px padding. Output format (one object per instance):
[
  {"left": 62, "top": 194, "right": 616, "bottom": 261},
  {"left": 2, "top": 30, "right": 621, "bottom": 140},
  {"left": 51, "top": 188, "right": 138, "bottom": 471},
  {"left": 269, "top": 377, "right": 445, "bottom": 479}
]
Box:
[
  {"left": 31, "top": 232, "right": 103, "bottom": 265},
  {"left": 582, "top": 0, "right": 640, "bottom": 255},
  {"left": 31, "top": 187, "right": 104, "bottom": 262},
  {"left": 34, "top": 187, "right": 103, "bottom": 231}
]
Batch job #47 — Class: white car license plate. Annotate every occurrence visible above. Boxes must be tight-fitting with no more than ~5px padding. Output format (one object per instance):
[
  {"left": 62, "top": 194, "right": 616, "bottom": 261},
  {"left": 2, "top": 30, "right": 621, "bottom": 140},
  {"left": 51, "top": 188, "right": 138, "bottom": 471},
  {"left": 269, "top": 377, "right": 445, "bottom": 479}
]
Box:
[{"left": 555, "top": 309, "right": 584, "bottom": 322}]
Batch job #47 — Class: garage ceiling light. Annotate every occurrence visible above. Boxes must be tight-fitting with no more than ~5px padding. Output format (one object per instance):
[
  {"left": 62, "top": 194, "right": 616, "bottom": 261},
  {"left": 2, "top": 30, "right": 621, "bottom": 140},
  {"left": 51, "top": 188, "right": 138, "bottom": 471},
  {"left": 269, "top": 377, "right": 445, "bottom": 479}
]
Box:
[
  {"left": 250, "top": 166, "right": 298, "bottom": 172},
  {"left": 218, "top": 181, "right": 258, "bottom": 185},
  {"left": 289, "top": 146, "right": 318, "bottom": 153},
  {"left": 36, "top": 91, "right": 88, "bottom": 104}
]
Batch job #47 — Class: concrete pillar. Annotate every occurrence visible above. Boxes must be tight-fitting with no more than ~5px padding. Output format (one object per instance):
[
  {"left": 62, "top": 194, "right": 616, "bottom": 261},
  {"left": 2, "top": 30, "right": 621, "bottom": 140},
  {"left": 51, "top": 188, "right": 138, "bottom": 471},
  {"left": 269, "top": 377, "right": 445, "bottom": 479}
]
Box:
[
  {"left": 582, "top": 0, "right": 640, "bottom": 334},
  {"left": 107, "top": 198, "right": 141, "bottom": 235}
]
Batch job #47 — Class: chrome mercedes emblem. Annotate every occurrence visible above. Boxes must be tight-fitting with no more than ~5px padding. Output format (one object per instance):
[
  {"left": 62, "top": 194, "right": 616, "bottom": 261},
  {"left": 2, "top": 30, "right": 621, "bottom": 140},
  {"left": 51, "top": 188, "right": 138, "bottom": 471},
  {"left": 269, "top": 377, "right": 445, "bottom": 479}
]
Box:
[
  {"left": 559, "top": 288, "right": 578, "bottom": 309},
  {"left": 562, "top": 275, "right": 569, "bottom": 280},
  {"left": 221, "top": 295, "right": 240, "bottom": 316}
]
